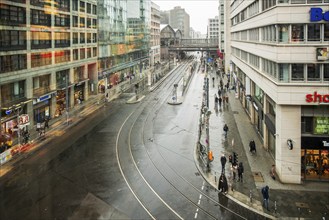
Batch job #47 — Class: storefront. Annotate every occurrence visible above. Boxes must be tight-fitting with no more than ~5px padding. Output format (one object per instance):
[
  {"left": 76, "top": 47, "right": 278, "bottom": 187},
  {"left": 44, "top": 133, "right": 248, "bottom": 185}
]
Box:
[
  {"left": 74, "top": 82, "right": 85, "bottom": 105},
  {"left": 301, "top": 136, "right": 329, "bottom": 181},
  {"left": 55, "top": 89, "right": 70, "bottom": 117},
  {"left": 33, "top": 93, "right": 53, "bottom": 123}
]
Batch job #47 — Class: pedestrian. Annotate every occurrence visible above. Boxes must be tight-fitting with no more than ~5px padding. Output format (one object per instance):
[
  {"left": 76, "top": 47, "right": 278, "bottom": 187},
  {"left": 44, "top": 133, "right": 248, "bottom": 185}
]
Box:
[
  {"left": 44, "top": 117, "right": 49, "bottom": 129},
  {"left": 223, "top": 124, "right": 229, "bottom": 138},
  {"left": 237, "top": 162, "right": 244, "bottom": 182},
  {"left": 218, "top": 88, "right": 221, "bottom": 97},
  {"left": 212, "top": 76, "right": 215, "bottom": 87},
  {"left": 214, "top": 94, "right": 218, "bottom": 106},
  {"left": 231, "top": 162, "right": 238, "bottom": 181},
  {"left": 220, "top": 154, "right": 227, "bottom": 173},
  {"left": 218, "top": 173, "right": 228, "bottom": 194},
  {"left": 218, "top": 96, "right": 222, "bottom": 109},
  {"left": 249, "top": 140, "right": 256, "bottom": 154},
  {"left": 270, "top": 164, "right": 276, "bottom": 180},
  {"left": 261, "top": 185, "right": 270, "bottom": 211}
]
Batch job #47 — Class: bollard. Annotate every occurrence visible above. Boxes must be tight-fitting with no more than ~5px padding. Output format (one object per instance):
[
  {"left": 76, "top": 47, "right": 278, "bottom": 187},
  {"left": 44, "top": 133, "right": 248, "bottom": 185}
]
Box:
[
  {"left": 274, "top": 201, "right": 277, "bottom": 214},
  {"left": 249, "top": 190, "right": 252, "bottom": 203}
]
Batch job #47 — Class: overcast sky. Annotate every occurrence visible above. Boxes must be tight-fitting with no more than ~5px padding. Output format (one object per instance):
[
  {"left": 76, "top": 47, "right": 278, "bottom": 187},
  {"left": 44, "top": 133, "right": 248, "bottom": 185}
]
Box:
[{"left": 152, "top": 0, "right": 219, "bottom": 34}]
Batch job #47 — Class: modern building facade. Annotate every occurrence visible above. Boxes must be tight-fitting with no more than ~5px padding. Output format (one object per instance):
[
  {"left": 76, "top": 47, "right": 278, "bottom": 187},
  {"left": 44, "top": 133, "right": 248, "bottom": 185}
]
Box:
[
  {"left": 168, "top": 6, "right": 190, "bottom": 38},
  {"left": 208, "top": 16, "right": 219, "bottom": 39},
  {"left": 0, "top": 0, "right": 98, "bottom": 142},
  {"left": 97, "top": 0, "right": 150, "bottom": 94},
  {"left": 229, "top": 1, "right": 329, "bottom": 183},
  {"left": 150, "top": 1, "right": 161, "bottom": 66}
]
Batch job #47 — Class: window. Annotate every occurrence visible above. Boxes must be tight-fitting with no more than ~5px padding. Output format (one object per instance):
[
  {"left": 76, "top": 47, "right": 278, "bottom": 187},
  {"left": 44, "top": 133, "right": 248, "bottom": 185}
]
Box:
[
  {"left": 55, "top": 14, "right": 70, "bottom": 27},
  {"left": 73, "top": 16, "right": 78, "bottom": 27},
  {"left": 73, "top": 32, "right": 79, "bottom": 44},
  {"left": 55, "top": 32, "right": 70, "bottom": 48},
  {"left": 301, "top": 117, "right": 313, "bottom": 134},
  {"left": 73, "top": 49, "right": 79, "bottom": 60},
  {"left": 80, "top": 33, "right": 85, "bottom": 44},
  {"left": 92, "top": 19, "right": 97, "bottom": 29},
  {"left": 93, "top": 47, "right": 97, "bottom": 57},
  {"left": 87, "top": 33, "right": 91, "bottom": 43},
  {"left": 80, "top": 17, "right": 85, "bottom": 28},
  {"left": 291, "top": 64, "right": 304, "bottom": 81},
  {"left": 92, "top": 33, "right": 97, "bottom": 43},
  {"left": 31, "top": 31, "right": 51, "bottom": 49},
  {"left": 72, "top": 1, "right": 78, "bottom": 11},
  {"left": 307, "top": 64, "right": 320, "bottom": 81},
  {"left": 291, "top": 24, "right": 304, "bottom": 42},
  {"left": 324, "top": 23, "right": 329, "bottom": 41},
  {"left": 55, "top": 0, "right": 70, "bottom": 12},
  {"left": 87, "top": 48, "right": 91, "bottom": 58},
  {"left": 279, "top": 25, "right": 289, "bottom": 42},
  {"left": 80, "top": 1, "right": 85, "bottom": 13},
  {"left": 87, "top": 18, "right": 92, "bottom": 28},
  {"left": 92, "top": 5, "right": 97, "bottom": 15},
  {"left": 0, "top": 4, "right": 26, "bottom": 26},
  {"left": 31, "top": 52, "right": 52, "bottom": 68},
  {"left": 279, "top": 64, "right": 289, "bottom": 82},
  {"left": 0, "top": 54, "right": 27, "bottom": 73},
  {"left": 0, "top": 30, "right": 26, "bottom": 50},
  {"left": 80, "top": 48, "right": 85, "bottom": 59},
  {"left": 308, "top": 24, "right": 320, "bottom": 41},
  {"left": 324, "top": 64, "right": 329, "bottom": 81},
  {"left": 55, "top": 50, "right": 70, "bottom": 64},
  {"left": 291, "top": 0, "right": 306, "bottom": 3},
  {"left": 31, "top": 9, "right": 51, "bottom": 26},
  {"left": 87, "top": 3, "right": 91, "bottom": 14}
]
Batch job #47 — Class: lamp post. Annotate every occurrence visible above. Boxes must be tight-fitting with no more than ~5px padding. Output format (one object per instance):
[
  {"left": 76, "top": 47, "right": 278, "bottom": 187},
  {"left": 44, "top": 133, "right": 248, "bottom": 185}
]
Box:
[{"left": 65, "top": 73, "right": 69, "bottom": 125}]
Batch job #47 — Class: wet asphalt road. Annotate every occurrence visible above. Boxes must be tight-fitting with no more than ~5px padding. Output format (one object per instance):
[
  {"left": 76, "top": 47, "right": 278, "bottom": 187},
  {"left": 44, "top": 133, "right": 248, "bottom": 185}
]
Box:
[{"left": 0, "top": 60, "right": 267, "bottom": 219}]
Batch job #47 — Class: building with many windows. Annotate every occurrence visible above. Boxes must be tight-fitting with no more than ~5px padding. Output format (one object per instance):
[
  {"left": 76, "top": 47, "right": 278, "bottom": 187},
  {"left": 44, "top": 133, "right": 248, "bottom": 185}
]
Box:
[
  {"left": 0, "top": 0, "right": 97, "bottom": 143},
  {"left": 168, "top": 6, "right": 190, "bottom": 38},
  {"left": 150, "top": 1, "right": 161, "bottom": 66},
  {"left": 229, "top": 0, "right": 329, "bottom": 183},
  {"left": 97, "top": 0, "right": 151, "bottom": 93},
  {"left": 207, "top": 16, "right": 219, "bottom": 39}
]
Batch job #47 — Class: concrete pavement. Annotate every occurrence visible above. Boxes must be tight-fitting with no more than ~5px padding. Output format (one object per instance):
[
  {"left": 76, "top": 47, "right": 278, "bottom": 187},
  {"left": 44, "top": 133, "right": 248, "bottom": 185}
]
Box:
[{"left": 195, "top": 70, "right": 329, "bottom": 219}]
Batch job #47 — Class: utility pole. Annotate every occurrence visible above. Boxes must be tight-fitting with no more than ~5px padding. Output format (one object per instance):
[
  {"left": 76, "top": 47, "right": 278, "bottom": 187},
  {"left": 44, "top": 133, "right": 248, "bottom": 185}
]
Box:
[{"left": 65, "top": 73, "right": 69, "bottom": 125}]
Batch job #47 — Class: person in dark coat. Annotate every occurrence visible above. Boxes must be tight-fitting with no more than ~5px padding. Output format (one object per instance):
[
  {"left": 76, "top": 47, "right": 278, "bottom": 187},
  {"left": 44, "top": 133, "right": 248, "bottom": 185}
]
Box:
[
  {"left": 237, "top": 162, "right": 244, "bottom": 182},
  {"left": 249, "top": 140, "right": 256, "bottom": 154},
  {"left": 261, "top": 185, "right": 270, "bottom": 211},
  {"left": 220, "top": 154, "right": 227, "bottom": 173},
  {"left": 218, "top": 173, "right": 228, "bottom": 194}
]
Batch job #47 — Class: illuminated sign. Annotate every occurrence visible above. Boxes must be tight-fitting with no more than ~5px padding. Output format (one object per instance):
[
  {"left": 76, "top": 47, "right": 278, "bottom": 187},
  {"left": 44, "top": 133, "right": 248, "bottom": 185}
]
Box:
[
  {"left": 310, "top": 8, "right": 329, "bottom": 22},
  {"left": 314, "top": 117, "right": 329, "bottom": 135},
  {"left": 306, "top": 92, "right": 329, "bottom": 103}
]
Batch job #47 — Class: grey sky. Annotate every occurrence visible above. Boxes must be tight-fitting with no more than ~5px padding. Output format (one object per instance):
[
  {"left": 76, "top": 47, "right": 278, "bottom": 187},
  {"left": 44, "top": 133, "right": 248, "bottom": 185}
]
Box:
[{"left": 153, "top": 0, "right": 219, "bottom": 34}]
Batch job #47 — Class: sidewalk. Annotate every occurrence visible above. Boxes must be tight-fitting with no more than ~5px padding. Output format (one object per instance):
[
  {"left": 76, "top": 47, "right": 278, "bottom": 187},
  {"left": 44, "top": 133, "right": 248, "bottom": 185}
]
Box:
[{"left": 195, "top": 71, "right": 329, "bottom": 219}]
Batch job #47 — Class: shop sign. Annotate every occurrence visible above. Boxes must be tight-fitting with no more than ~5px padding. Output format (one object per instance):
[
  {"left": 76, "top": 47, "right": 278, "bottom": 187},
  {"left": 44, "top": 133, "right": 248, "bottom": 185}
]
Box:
[
  {"left": 0, "top": 150, "right": 12, "bottom": 165},
  {"left": 38, "top": 94, "right": 51, "bottom": 102},
  {"left": 5, "top": 109, "right": 12, "bottom": 115},
  {"left": 314, "top": 117, "right": 329, "bottom": 135},
  {"left": 316, "top": 48, "right": 329, "bottom": 61},
  {"left": 305, "top": 92, "right": 329, "bottom": 103},
  {"left": 18, "top": 114, "right": 30, "bottom": 125},
  {"left": 323, "top": 141, "right": 329, "bottom": 147},
  {"left": 310, "top": 8, "right": 329, "bottom": 22}
]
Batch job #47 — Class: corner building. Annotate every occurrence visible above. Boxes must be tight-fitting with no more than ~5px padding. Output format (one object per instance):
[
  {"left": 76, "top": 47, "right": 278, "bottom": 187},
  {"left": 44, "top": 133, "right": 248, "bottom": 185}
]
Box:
[
  {"left": 0, "top": 0, "right": 97, "bottom": 138},
  {"left": 229, "top": 0, "right": 329, "bottom": 183}
]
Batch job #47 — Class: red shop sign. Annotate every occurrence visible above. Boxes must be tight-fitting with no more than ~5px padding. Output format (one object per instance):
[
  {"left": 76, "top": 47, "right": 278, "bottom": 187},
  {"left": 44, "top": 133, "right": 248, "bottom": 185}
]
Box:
[{"left": 306, "top": 92, "right": 329, "bottom": 103}]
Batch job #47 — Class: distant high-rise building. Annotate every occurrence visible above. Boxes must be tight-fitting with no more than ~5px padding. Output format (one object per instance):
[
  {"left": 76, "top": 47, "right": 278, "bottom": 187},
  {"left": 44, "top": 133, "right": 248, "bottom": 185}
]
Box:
[
  {"left": 167, "top": 6, "right": 190, "bottom": 38},
  {"left": 229, "top": 1, "right": 329, "bottom": 184},
  {"left": 160, "top": 10, "right": 170, "bottom": 24},
  {"left": 207, "top": 16, "right": 219, "bottom": 39},
  {"left": 150, "top": 2, "right": 161, "bottom": 66}
]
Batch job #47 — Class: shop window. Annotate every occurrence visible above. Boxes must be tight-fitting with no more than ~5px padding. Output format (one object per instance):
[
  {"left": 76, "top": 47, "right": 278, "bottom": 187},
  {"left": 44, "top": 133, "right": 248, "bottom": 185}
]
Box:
[
  {"left": 291, "top": 64, "right": 304, "bottom": 81},
  {"left": 291, "top": 24, "right": 304, "bottom": 42},
  {"left": 308, "top": 24, "right": 321, "bottom": 42},
  {"left": 254, "top": 85, "right": 264, "bottom": 105},
  {"left": 56, "top": 69, "right": 69, "bottom": 89},
  {"left": 314, "top": 117, "right": 329, "bottom": 135},
  {"left": 301, "top": 117, "right": 313, "bottom": 134}
]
